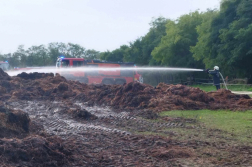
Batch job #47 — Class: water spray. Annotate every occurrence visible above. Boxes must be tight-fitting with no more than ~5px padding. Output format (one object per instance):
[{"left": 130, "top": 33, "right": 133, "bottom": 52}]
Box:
[
  {"left": 6, "top": 67, "right": 204, "bottom": 76},
  {"left": 219, "top": 72, "right": 228, "bottom": 90},
  {"left": 6, "top": 66, "right": 229, "bottom": 90}
]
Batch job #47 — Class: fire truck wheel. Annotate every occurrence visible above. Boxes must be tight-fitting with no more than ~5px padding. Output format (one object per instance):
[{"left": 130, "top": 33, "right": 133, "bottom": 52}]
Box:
[
  {"left": 115, "top": 79, "right": 126, "bottom": 85},
  {"left": 102, "top": 79, "right": 114, "bottom": 85}
]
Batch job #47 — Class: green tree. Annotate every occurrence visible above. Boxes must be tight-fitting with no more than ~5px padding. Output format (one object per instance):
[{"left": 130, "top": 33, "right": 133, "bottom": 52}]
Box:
[
  {"left": 152, "top": 11, "right": 205, "bottom": 68},
  {"left": 192, "top": 0, "right": 252, "bottom": 81},
  {"left": 15, "top": 45, "right": 28, "bottom": 67},
  {"left": 124, "top": 17, "right": 168, "bottom": 65},
  {"left": 84, "top": 49, "right": 101, "bottom": 59},
  {"left": 26, "top": 45, "right": 48, "bottom": 66},
  {"left": 100, "top": 45, "right": 129, "bottom": 62},
  {"left": 66, "top": 43, "right": 85, "bottom": 58},
  {"left": 190, "top": 10, "right": 218, "bottom": 68},
  {"left": 48, "top": 43, "right": 62, "bottom": 65}
]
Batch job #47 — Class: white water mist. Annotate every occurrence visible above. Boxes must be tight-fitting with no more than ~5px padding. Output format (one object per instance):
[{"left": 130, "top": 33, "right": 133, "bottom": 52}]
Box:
[{"left": 6, "top": 66, "right": 203, "bottom": 76}]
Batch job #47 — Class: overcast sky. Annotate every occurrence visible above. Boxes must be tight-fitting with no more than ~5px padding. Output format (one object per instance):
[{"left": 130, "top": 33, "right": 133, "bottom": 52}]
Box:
[{"left": 0, "top": 0, "right": 220, "bottom": 53}]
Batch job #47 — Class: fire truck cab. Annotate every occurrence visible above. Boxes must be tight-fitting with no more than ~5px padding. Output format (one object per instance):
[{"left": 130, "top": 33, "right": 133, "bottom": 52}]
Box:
[
  {"left": 56, "top": 57, "right": 143, "bottom": 85},
  {"left": 0, "top": 61, "right": 10, "bottom": 71}
]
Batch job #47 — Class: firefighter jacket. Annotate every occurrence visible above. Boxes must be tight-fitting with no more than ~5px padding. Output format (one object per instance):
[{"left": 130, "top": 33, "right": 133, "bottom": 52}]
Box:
[{"left": 208, "top": 70, "right": 220, "bottom": 86}]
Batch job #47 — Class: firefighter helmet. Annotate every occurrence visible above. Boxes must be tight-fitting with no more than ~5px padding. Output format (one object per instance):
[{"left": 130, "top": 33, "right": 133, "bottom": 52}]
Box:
[{"left": 214, "top": 66, "right": 219, "bottom": 70}]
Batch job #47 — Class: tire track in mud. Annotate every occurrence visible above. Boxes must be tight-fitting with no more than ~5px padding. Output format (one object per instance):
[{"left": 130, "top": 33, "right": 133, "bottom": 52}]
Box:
[
  {"left": 8, "top": 101, "right": 185, "bottom": 139},
  {"left": 4, "top": 101, "right": 181, "bottom": 166},
  {"left": 75, "top": 102, "right": 137, "bottom": 120},
  {"left": 6, "top": 102, "right": 248, "bottom": 166},
  {"left": 8, "top": 101, "right": 131, "bottom": 138},
  {"left": 75, "top": 102, "right": 185, "bottom": 133}
]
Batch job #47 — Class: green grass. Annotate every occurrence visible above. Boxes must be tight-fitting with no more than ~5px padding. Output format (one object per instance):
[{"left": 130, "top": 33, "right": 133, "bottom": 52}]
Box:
[
  {"left": 191, "top": 84, "right": 252, "bottom": 92},
  {"left": 160, "top": 110, "right": 252, "bottom": 143}
]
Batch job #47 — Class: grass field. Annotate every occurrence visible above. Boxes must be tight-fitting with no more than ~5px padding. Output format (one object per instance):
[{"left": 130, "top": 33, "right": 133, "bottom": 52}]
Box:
[
  {"left": 133, "top": 85, "right": 252, "bottom": 165},
  {"left": 159, "top": 110, "right": 252, "bottom": 143},
  {"left": 132, "top": 110, "right": 252, "bottom": 165}
]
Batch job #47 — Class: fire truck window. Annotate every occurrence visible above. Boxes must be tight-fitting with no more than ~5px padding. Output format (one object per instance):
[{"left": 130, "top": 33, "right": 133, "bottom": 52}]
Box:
[
  {"left": 62, "top": 60, "right": 69, "bottom": 67},
  {"left": 73, "top": 61, "right": 83, "bottom": 67}
]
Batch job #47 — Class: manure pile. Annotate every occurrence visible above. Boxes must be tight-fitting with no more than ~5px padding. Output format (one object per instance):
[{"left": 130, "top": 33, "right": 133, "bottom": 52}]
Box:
[
  {"left": 0, "top": 69, "right": 251, "bottom": 167},
  {"left": 1, "top": 69, "right": 251, "bottom": 111}
]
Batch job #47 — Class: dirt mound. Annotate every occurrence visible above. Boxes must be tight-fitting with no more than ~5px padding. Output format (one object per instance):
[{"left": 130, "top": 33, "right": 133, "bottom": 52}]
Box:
[
  {"left": 165, "top": 84, "right": 212, "bottom": 103},
  {"left": 0, "top": 85, "right": 7, "bottom": 94},
  {"left": 69, "top": 108, "right": 98, "bottom": 120},
  {"left": 17, "top": 72, "right": 54, "bottom": 80},
  {"left": 73, "top": 82, "right": 155, "bottom": 109},
  {"left": 0, "top": 135, "right": 72, "bottom": 167},
  {"left": 0, "top": 105, "right": 30, "bottom": 138},
  {"left": 149, "top": 83, "right": 252, "bottom": 112},
  {"left": 73, "top": 82, "right": 252, "bottom": 111},
  {"left": 150, "top": 147, "right": 193, "bottom": 160},
  {"left": 0, "top": 72, "right": 251, "bottom": 112},
  {"left": 206, "top": 89, "right": 252, "bottom": 110},
  {"left": 0, "top": 104, "right": 74, "bottom": 167},
  {"left": 0, "top": 72, "right": 251, "bottom": 166},
  {"left": 134, "top": 109, "right": 159, "bottom": 119},
  {"left": 0, "top": 68, "right": 11, "bottom": 80},
  {"left": 146, "top": 84, "right": 213, "bottom": 111}
]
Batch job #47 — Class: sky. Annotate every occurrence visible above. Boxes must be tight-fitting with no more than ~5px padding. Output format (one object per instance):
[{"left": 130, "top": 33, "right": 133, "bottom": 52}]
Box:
[{"left": 0, "top": 0, "right": 220, "bottom": 54}]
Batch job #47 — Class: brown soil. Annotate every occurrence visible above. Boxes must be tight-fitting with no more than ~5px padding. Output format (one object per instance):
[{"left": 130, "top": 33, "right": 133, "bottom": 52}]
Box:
[
  {"left": 0, "top": 69, "right": 252, "bottom": 166},
  {"left": 1, "top": 69, "right": 251, "bottom": 111},
  {"left": 0, "top": 103, "right": 29, "bottom": 136},
  {"left": 0, "top": 135, "right": 72, "bottom": 167}
]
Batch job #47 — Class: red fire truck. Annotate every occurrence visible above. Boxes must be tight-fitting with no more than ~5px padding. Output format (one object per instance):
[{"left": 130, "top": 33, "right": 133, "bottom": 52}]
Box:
[
  {"left": 0, "top": 61, "right": 10, "bottom": 71},
  {"left": 56, "top": 57, "right": 143, "bottom": 85}
]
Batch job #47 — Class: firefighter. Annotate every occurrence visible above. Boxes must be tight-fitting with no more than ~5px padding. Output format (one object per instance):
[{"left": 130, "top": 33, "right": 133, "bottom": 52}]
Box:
[{"left": 205, "top": 66, "right": 220, "bottom": 90}]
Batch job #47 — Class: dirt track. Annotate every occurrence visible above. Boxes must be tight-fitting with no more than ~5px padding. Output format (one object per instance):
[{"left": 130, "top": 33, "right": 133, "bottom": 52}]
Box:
[{"left": 0, "top": 69, "right": 252, "bottom": 166}]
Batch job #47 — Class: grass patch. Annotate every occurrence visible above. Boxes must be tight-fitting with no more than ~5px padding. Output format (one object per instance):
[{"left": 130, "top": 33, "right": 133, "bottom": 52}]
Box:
[
  {"left": 191, "top": 85, "right": 217, "bottom": 92},
  {"left": 160, "top": 110, "right": 252, "bottom": 143},
  {"left": 191, "top": 84, "right": 252, "bottom": 92}
]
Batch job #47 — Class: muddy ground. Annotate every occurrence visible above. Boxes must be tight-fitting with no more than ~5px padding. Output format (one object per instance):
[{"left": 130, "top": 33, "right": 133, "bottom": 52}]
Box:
[{"left": 0, "top": 69, "right": 252, "bottom": 166}]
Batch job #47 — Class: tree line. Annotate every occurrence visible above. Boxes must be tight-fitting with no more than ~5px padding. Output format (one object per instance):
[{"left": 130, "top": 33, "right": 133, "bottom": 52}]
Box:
[
  {"left": 100, "top": 0, "right": 252, "bottom": 83},
  {"left": 1, "top": 0, "right": 252, "bottom": 83},
  {"left": 0, "top": 43, "right": 100, "bottom": 67}
]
